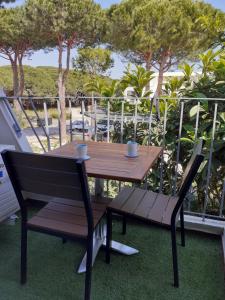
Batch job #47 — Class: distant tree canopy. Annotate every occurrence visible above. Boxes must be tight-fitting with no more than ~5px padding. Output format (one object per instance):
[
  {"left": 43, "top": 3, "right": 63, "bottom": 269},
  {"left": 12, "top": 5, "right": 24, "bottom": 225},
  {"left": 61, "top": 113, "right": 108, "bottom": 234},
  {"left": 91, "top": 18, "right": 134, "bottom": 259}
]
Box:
[
  {"left": 106, "top": 0, "right": 225, "bottom": 95},
  {"left": 0, "top": 65, "right": 112, "bottom": 97},
  {"left": 25, "top": 0, "right": 104, "bottom": 141},
  {"left": 73, "top": 48, "right": 114, "bottom": 76}
]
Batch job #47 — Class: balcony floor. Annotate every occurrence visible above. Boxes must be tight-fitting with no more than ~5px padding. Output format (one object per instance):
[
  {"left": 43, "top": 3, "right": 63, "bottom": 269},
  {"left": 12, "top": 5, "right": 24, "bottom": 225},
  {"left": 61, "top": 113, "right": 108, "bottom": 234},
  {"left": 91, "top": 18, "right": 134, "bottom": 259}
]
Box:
[{"left": 0, "top": 208, "right": 224, "bottom": 300}]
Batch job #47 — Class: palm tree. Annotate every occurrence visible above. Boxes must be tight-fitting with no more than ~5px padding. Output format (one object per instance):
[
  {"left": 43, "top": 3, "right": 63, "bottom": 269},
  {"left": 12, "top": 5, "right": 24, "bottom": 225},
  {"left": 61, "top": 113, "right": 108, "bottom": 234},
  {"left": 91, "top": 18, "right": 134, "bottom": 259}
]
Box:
[{"left": 121, "top": 65, "right": 154, "bottom": 98}]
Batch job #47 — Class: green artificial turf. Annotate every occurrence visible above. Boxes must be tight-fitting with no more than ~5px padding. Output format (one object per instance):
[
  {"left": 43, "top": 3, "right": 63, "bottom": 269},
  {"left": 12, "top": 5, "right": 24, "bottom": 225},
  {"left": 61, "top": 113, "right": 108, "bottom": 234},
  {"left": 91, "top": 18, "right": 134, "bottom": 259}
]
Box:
[{"left": 0, "top": 209, "right": 224, "bottom": 300}]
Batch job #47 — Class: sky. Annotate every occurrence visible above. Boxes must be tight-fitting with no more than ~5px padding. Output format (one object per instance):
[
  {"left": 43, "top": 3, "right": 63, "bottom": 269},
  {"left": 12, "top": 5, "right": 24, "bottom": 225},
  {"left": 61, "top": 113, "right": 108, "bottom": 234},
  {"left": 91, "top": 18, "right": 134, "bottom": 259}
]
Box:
[{"left": 1, "top": 0, "right": 225, "bottom": 79}]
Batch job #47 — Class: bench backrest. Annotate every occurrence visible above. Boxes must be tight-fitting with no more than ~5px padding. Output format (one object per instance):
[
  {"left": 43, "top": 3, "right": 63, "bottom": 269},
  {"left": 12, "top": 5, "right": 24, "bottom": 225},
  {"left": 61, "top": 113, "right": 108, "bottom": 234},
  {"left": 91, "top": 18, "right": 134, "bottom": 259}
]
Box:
[{"left": 1, "top": 150, "right": 94, "bottom": 230}]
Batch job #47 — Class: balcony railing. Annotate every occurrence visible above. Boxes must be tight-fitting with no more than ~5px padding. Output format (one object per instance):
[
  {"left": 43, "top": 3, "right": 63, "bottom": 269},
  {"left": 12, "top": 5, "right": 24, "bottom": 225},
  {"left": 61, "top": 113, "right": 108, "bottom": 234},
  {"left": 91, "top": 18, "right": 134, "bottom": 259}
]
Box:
[{"left": 1, "top": 95, "right": 225, "bottom": 221}]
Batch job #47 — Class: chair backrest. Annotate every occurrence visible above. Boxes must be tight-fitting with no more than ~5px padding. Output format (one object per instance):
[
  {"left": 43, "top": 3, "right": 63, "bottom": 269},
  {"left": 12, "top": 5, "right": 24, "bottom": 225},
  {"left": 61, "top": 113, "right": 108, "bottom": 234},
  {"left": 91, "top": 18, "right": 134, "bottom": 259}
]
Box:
[
  {"left": 171, "top": 140, "right": 204, "bottom": 223},
  {"left": 178, "top": 138, "right": 203, "bottom": 191},
  {"left": 1, "top": 150, "right": 94, "bottom": 231}
]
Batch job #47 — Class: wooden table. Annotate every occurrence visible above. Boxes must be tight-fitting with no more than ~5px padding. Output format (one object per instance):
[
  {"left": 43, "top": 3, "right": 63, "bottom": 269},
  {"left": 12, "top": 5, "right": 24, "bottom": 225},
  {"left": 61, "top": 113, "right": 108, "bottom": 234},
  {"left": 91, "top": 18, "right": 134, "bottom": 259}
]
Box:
[
  {"left": 50, "top": 141, "right": 163, "bottom": 273},
  {"left": 51, "top": 141, "right": 163, "bottom": 183}
]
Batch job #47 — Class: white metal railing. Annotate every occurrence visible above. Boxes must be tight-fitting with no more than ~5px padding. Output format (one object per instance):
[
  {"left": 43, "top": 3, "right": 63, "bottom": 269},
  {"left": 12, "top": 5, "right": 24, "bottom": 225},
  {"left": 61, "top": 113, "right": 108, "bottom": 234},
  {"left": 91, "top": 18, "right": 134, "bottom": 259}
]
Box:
[{"left": 1, "top": 95, "right": 225, "bottom": 221}]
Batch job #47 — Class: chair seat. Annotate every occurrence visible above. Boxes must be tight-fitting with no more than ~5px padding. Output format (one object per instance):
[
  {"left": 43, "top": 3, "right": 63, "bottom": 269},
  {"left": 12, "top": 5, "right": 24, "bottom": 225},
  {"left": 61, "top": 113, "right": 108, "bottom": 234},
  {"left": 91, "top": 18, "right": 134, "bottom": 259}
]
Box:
[
  {"left": 108, "top": 187, "right": 178, "bottom": 225},
  {"left": 28, "top": 196, "right": 111, "bottom": 238}
]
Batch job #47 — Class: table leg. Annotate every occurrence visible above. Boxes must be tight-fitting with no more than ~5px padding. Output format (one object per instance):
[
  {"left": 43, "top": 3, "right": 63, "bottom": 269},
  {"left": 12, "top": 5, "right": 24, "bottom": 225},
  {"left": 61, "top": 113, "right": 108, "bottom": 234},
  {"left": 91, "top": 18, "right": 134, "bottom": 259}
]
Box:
[
  {"left": 77, "top": 219, "right": 139, "bottom": 274},
  {"left": 95, "top": 178, "right": 104, "bottom": 197}
]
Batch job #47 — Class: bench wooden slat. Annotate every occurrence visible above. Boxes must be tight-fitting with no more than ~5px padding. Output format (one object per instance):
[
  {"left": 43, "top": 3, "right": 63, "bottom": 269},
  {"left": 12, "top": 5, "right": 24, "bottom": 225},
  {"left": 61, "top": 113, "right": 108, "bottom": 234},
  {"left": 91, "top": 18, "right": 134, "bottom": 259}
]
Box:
[
  {"left": 13, "top": 165, "right": 80, "bottom": 187},
  {"left": 18, "top": 178, "right": 83, "bottom": 201},
  {"left": 47, "top": 202, "right": 103, "bottom": 218},
  {"left": 147, "top": 193, "right": 170, "bottom": 223},
  {"left": 109, "top": 187, "right": 134, "bottom": 210},
  {"left": 134, "top": 191, "right": 158, "bottom": 219},
  {"left": 162, "top": 196, "right": 179, "bottom": 225},
  {"left": 109, "top": 188, "right": 178, "bottom": 225},
  {"left": 27, "top": 216, "right": 88, "bottom": 237},
  {"left": 121, "top": 188, "right": 147, "bottom": 214},
  {"left": 52, "top": 197, "right": 111, "bottom": 211},
  {"left": 36, "top": 208, "right": 100, "bottom": 227}
]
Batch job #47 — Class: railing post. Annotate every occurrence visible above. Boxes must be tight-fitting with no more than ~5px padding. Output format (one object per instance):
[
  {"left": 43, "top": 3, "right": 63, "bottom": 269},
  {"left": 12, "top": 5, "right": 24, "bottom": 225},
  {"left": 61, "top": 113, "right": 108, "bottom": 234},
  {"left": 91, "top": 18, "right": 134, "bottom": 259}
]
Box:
[
  {"left": 121, "top": 100, "right": 124, "bottom": 144},
  {"left": 68, "top": 99, "right": 73, "bottom": 142},
  {"left": 203, "top": 102, "right": 218, "bottom": 220},
  {"left": 134, "top": 98, "right": 138, "bottom": 142},
  {"left": 173, "top": 100, "right": 184, "bottom": 195},
  {"left": 94, "top": 99, "right": 97, "bottom": 142},
  {"left": 107, "top": 99, "right": 110, "bottom": 143},
  {"left": 57, "top": 99, "right": 62, "bottom": 147},
  {"left": 81, "top": 99, "right": 85, "bottom": 142},
  {"left": 219, "top": 180, "right": 225, "bottom": 217},
  {"left": 148, "top": 97, "right": 154, "bottom": 146},
  {"left": 194, "top": 101, "right": 200, "bottom": 140},
  {"left": 159, "top": 99, "right": 168, "bottom": 193},
  {"left": 43, "top": 101, "right": 51, "bottom": 151}
]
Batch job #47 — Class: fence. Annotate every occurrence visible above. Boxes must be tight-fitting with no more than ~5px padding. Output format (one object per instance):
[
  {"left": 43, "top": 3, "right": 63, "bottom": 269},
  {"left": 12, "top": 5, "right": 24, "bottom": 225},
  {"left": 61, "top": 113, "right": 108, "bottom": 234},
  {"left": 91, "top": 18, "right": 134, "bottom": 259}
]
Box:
[{"left": 1, "top": 95, "right": 225, "bottom": 221}]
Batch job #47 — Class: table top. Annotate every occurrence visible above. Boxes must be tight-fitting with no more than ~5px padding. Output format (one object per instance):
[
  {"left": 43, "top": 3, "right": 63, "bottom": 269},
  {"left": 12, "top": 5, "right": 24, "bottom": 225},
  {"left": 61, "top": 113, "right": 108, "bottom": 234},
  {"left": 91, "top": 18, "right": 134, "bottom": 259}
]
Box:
[{"left": 50, "top": 141, "right": 163, "bottom": 183}]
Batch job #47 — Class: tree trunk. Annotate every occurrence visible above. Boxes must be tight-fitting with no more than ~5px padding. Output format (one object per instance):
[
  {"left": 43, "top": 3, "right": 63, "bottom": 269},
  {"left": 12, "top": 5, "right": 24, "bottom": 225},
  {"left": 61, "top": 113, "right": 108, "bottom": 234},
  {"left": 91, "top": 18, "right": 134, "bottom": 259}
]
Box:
[
  {"left": 155, "top": 53, "right": 169, "bottom": 97},
  {"left": 145, "top": 51, "right": 152, "bottom": 92},
  {"left": 156, "top": 66, "right": 164, "bottom": 97},
  {"left": 11, "top": 60, "right": 19, "bottom": 96},
  {"left": 58, "top": 43, "right": 67, "bottom": 144},
  {"left": 18, "top": 54, "right": 25, "bottom": 96},
  {"left": 10, "top": 57, "right": 21, "bottom": 112}
]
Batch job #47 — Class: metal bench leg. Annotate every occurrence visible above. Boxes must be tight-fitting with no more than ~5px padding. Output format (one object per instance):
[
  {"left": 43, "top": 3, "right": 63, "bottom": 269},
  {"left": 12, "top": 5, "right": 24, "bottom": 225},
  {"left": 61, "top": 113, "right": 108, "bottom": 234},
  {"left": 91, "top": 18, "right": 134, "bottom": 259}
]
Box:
[
  {"left": 84, "top": 233, "right": 93, "bottom": 300},
  {"left": 106, "top": 210, "right": 112, "bottom": 264},
  {"left": 21, "top": 221, "right": 27, "bottom": 284},
  {"left": 171, "top": 224, "right": 179, "bottom": 288},
  {"left": 180, "top": 206, "right": 185, "bottom": 247},
  {"left": 122, "top": 216, "right": 127, "bottom": 235}
]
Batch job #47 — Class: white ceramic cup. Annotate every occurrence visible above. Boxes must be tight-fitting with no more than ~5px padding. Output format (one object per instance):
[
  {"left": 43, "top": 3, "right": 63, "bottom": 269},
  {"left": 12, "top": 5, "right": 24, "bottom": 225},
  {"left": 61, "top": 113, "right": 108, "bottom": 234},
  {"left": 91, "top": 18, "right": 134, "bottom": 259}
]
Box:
[
  {"left": 127, "top": 141, "right": 138, "bottom": 157},
  {"left": 76, "top": 144, "right": 88, "bottom": 159}
]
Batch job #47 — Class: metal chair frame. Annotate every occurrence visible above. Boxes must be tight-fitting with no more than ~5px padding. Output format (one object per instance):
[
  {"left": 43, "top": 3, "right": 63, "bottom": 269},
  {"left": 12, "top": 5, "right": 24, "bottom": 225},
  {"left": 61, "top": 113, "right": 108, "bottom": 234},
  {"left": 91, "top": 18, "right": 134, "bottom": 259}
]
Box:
[
  {"left": 106, "top": 154, "right": 204, "bottom": 288},
  {"left": 2, "top": 150, "right": 95, "bottom": 300}
]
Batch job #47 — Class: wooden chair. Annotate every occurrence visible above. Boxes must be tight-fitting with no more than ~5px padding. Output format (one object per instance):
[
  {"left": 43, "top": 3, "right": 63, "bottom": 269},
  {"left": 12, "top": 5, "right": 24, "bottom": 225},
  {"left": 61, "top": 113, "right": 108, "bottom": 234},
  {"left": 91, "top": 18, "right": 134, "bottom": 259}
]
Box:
[
  {"left": 106, "top": 152, "right": 204, "bottom": 288},
  {"left": 2, "top": 150, "right": 110, "bottom": 300}
]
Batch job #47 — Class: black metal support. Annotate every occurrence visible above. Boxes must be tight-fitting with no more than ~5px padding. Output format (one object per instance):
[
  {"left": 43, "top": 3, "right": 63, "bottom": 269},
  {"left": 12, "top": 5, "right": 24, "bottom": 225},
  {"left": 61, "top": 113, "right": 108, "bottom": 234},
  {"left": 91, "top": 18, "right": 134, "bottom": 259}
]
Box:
[
  {"left": 29, "top": 97, "right": 51, "bottom": 151},
  {"left": 17, "top": 98, "right": 47, "bottom": 152},
  {"left": 122, "top": 216, "right": 127, "bottom": 235},
  {"left": 171, "top": 224, "right": 179, "bottom": 288},
  {"left": 85, "top": 233, "right": 93, "bottom": 300},
  {"left": 180, "top": 205, "right": 185, "bottom": 247},
  {"left": 21, "top": 218, "right": 27, "bottom": 284},
  {"left": 106, "top": 210, "right": 112, "bottom": 264}
]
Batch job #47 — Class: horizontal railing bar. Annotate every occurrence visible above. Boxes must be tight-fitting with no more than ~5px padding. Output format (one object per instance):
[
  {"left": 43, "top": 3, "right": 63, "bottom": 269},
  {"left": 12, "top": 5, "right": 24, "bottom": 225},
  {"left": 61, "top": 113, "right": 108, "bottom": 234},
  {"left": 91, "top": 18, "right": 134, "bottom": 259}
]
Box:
[
  {"left": 1, "top": 96, "right": 225, "bottom": 101},
  {"left": 184, "top": 211, "right": 225, "bottom": 222}
]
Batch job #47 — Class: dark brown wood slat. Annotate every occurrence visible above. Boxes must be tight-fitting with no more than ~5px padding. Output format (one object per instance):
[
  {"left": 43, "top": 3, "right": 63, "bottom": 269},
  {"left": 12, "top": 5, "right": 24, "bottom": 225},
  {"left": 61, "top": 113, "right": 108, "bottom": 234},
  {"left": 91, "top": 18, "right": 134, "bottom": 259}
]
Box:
[
  {"left": 147, "top": 193, "right": 171, "bottom": 223},
  {"left": 7, "top": 151, "right": 80, "bottom": 173},
  {"left": 109, "top": 187, "right": 135, "bottom": 210},
  {"left": 52, "top": 197, "right": 111, "bottom": 211},
  {"left": 37, "top": 208, "right": 87, "bottom": 226},
  {"left": 51, "top": 198, "right": 84, "bottom": 207},
  {"left": 36, "top": 208, "right": 101, "bottom": 227},
  {"left": 18, "top": 178, "right": 83, "bottom": 201},
  {"left": 134, "top": 191, "right": 158, "bottom": 218},
  {"left": 12, "top": 165, "right": 81, "bottom": 187},
  {"left": 121, "top": 188, "right": 147, "bottom": 214},
  {"left": 162, "top": 196, "right": 179, "bottom": 225},
  {"left": 47, "top": 202, "right": 103, "bottom": 219},
  {"left": 27, "top": 216, "right": 88, "bottom": 237}
]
